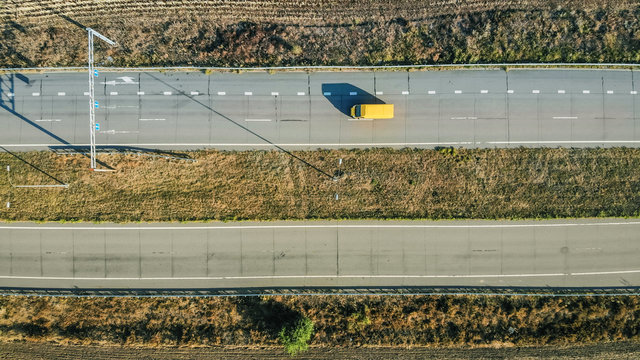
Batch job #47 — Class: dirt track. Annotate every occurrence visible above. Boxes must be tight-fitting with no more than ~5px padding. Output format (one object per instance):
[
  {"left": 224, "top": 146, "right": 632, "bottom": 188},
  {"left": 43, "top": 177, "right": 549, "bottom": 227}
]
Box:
[{"left": 2, "top": 342, "right": 640, "bottom": 359}]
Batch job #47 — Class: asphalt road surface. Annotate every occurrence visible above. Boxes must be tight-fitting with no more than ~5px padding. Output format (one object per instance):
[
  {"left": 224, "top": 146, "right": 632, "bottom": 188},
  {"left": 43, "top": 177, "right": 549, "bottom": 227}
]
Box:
[
  {"left": 0, "top": 69, "right": 639, "bottom": 150},
  {"left": 1, "top": 219, "right": 639, "bottom": 290}
]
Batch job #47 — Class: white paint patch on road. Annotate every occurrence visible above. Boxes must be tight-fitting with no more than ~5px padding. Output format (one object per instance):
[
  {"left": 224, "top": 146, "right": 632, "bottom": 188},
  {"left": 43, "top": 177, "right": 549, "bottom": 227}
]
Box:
[
  {"left": 349, "top": 91, "right": 357, "bottom": 96},
  {"left": 217, "top": 91, "right": 226, "bottom": 96},
  {"left": 137, "top": 91, "right": 145, "bottom": 95},
  {"left": 110, "top": 91, "right": 118, "bottom": 96},
  {"left": 245, "top": 118, "right": 272, "bottom": 122},
  {"left": 428, "top": 90, "right": 436, "bottom": 95},
  {"left": 532, "top": 90, "right": 540, "bottom": 94},
  {"left": 507, "top": 90, "right": 514, "bottom": 94},
  {"left": 402, "top": 91, "right": 409, "bottom": 95},
  {"left": 32, "top": 92, "right": 39, "bottom": 96},
  {"left": 99, "top": 130, "right": 140, "bottom": 135},
  {"left": 480, "top": 90, "right": 488, "bottom": 94},
  {"left": 631, "top": 91, "right": 638, "bottom": 95},
  {"left": 376, "top": 91, "right": 383, "bottom": 95},
  {"left": 57, "top": 92, "right": 65, "bottom": 96},
  {"left": 583, "top": 90, "right": 591, "bottom": 94},
  {"left": 454, "top": 90, "right": 462, "bottom": 94},
  {"left": 7, "top": 93, "right": 14, "bottom": 97},
  {"left": 607, "top": 90, "right": 614, "bottom": 94},
  {"left": 558, "top": 90, "right": 566, "bottom": 94},
  {"left": 450, "top": 117, "right": 478, "bottom": 120},
  {"left": 244, "top": 91, "right": 252, "bottom": 96},
  {"left": 271, "top": 92, "right": 279, "bottom": 96},
  {"left": 163, "top": 91, "right": 172, "bottom": 96},
  {"left": 552, "top": 116, "right": 578, "bottom": 119},
  {"left": 84, "top": 92, "right": 90, "bottom": 96},
  {"left": 139, "top": 118, "right": 166, "bottom": 121},
  {"left": 190, "top": 91, "right": 199, "bottom": 95},
  {"left": 297, "top": 92, "right": 305, "bottom": 96}
]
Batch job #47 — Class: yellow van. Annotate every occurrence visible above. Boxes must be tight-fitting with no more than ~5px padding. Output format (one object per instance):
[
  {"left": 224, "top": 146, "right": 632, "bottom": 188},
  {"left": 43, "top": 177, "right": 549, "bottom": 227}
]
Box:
[{"left": 350, "top": 104, "right": 394, "bottom": 119}]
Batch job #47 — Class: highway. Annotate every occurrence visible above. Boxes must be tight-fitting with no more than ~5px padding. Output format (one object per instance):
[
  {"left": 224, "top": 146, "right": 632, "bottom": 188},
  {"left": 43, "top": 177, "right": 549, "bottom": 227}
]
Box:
[
  {"left": 1, "top": 219, "right": 639, "bottom": 290},
  {"left": 0, "top": 69, "right": 639, "bottom": 150}
]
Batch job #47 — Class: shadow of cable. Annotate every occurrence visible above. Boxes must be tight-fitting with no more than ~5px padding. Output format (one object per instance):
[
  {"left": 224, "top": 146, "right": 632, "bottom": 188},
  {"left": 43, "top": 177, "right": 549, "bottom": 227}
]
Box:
[
  {"left": 321, "top": 83, "right": 384, "bottom": 116},
  {"left": 142, "top": 71, "right": 335, "bottom": 180},
  {"left": 0, "top": 146, "right": 67, "bottom": 185}
]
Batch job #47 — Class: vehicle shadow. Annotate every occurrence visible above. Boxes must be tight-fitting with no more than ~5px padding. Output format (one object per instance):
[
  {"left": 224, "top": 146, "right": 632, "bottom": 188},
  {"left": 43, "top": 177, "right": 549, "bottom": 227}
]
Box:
[{"left": 321, "top": 83, "right": 384, "bottom": 116}]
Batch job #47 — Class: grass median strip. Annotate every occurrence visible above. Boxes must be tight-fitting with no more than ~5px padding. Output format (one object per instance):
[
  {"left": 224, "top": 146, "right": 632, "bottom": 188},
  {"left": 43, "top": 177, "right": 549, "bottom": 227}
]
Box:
[
  {"left": 1, "top": 295, "right": 640, "bottom": 348},
  {"left": 0, "top": 147, "right": 639, "bottom": 222}
]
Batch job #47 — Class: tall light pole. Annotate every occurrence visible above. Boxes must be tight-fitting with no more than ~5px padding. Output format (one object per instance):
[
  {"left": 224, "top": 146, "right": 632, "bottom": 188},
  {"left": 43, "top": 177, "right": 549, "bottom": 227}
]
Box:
[{"left": 86, "top": 27, "right": 116, "bottom": 170}]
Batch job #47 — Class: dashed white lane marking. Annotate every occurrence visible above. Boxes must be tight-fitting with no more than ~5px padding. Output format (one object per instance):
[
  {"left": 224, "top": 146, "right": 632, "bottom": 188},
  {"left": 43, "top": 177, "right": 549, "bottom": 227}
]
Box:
[
  {"left": 349, "top": 91, "right": 357, "bottom": 96},
  {"left": 84, "top": 92, "right": 90, "bottom": 96},
  {"left": 558, "top": 90, "right": 566, "bottom": 94},
  {"left": 7, "top": 93, "right": 14, "bottom": 97},
  {"left": 271, "top": 92, "right": 279, "bottom": 96},
  {"left": 217, "top": 91, "right": 226, "bottom": 96},
  {"left": 35, "top": 119, "right": 61, "bottom": 122},
  {"left": 631, "top": 91, "right": 638, "bottom": 95},
  {"left": 109, "top": 91, "right": 118, "bottom": 96},
  {"left": 297, "top": 92, "right": 305, "bottom": 96},
  {"left": 428, "top": 90, "right": 436, "bottom": 95},
  {"left": 454, "top": 90, "right": 462, "bottom": 94},
  {"left": 2, "top": 221, "right": 638, "bottom": 231},
  {"left": 376, "top": 91, "right": 383, "bottom": 95},
  {"left": 244, "top": 91, "right": 253, "bottom": 96},
  {"left": 532, "top": 90, "right": 540, "bottom": 94},
  {"left": 553, "top": 116, "right": 578, "bottom": 119},
  {"left": 163, "top": 91, "right": 172, "bottom": 96},
  {"left": 323, "top": 92, "right": 331, "bottom": 96},
  {"left": 57, "top": 92, "right": 65, "bottom": 96},
  {"left": 507, "top": 90, "right": 514, "bottom": 94},
  {"left": 607, "top": 90, "right": 614, "bottom": 94},
  {"left": 583, "top": 90, "right": 590, "bottom": 94},
  {"left": 480, "top": 90, "right": 488, "bottom": 94},
  {"left": 139, "top": 118, "right": 166, "bottom": 121},
  {"left": 451, "top": 116, "right": 478, "bottom": 120},
  {"left": 245, "top": 118, "right": 272, "bottom": 122},
  {"left": 190, "top": 91, "right": 199, "bottom": 96},
  {"left": 402, "top": 90, "right": 409, "bottom": 95},
  {"left": 32, "top": 92, "right": 40, "bottom": 96},
  {"left": 137, "top": 91, "right": 145, "bottom": 95}
]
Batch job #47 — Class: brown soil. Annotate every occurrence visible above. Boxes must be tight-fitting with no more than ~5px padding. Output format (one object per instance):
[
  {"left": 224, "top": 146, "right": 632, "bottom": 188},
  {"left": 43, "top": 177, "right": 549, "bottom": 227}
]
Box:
[
  {"left": 1, "top": 1, "right": 639, "bottom": 68},
  {"left": 2, "top": 341, "right": 640, "bottom": 360},
  {"left": 1, "top": 148, "right": 639, "bottom": 222}
]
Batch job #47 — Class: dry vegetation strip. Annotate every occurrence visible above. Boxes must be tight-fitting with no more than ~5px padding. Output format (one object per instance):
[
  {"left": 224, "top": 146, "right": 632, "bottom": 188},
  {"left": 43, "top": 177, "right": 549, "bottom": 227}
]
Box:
[
  {"left": 1, "top": 1, "right": 640, "bottom": 68},
  {"left": 0, "top": 148, "right": 639, "bottom": 222},
  {"left": 1, "top": 295, "right": 639, "bottom": 349}
]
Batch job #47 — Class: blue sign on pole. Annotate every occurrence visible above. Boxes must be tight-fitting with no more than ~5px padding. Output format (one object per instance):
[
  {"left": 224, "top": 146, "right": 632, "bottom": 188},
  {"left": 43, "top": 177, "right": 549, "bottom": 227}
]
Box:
[
  {"left": 94, "top": 69, "right": 99, "bottom": 77},
  {"left": 95, "top": 123, "right": 100, "bottom": 131},
  {"left": 94, "top": 101, "right": 99, "bottom": 108}
]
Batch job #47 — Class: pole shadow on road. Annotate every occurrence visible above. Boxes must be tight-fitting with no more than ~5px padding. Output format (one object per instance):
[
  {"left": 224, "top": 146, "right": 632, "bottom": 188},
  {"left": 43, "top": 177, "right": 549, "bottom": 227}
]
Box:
[{"left": 321, "top": 83, "right": 384, "bottom": 116}]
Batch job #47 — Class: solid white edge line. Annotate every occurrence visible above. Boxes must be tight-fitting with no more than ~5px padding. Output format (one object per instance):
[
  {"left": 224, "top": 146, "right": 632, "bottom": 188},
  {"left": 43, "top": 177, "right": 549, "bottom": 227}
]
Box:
[
  {"left": 4, "top": 140, "right": 640, "bottom": 148},
  {"left": 2, "top": 269, "right": 640, "bottom": 281},
  {"left": 1, "top": 221, "right": 639, "bottom": 231}
]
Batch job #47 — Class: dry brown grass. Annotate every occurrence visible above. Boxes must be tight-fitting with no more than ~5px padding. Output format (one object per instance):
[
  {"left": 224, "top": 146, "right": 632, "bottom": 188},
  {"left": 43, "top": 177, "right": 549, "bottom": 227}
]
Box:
[
  {"left": 1, "top": 295, "right": 639, "bottom": 348},
  {"left": 0, "top": 148, "right": 639, "bottom": 222},
  {"left": 1, "top": 1, "right": 639, "bottom": 67}
]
